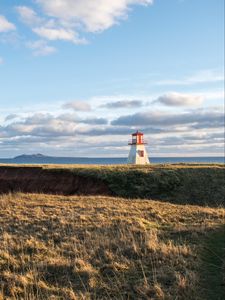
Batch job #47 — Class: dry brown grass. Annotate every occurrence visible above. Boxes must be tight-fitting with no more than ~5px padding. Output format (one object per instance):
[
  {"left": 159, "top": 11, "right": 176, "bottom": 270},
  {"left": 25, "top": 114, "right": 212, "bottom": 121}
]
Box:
[
  {"left": 0, "top": 193, "right": 224, "bottom": 299},
  {"left": 1, "top": 163, "right": 224, "bottom": 169}
]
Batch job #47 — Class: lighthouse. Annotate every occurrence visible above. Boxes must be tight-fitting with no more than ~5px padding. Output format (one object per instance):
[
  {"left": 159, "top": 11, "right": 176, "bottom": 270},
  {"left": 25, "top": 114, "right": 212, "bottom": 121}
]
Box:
[{"left": 127, "top": 131, "right": 150, "bottom": 164}]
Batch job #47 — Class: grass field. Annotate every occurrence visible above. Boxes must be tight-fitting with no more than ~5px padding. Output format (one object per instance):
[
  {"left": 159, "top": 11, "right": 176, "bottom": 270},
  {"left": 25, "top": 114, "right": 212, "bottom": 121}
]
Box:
[{"left": 0, "top": 193, "right": 224, "bottom": 299}]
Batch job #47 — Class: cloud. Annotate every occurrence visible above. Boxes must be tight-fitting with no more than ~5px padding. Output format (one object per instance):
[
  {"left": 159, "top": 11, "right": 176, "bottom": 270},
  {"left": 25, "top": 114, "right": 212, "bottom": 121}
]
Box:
[
  {"left": 202, "top": 90, "right": 224, "bottom": 101},
  {"left": 154, "top": 92, "right": 203, "bottom": 106},
  {"left": 156, "top": 69, "right": 224, "bottom": 86},
  {"left": 14, "top": 1, "right": 153, "bottom": 53},
  {"left": 16, "top": 5, "right": 86, "bottom": 44},
  {"left": 80, "top": 126, "right": 162, "bottom": 136},
  {"left": 58, "top": 112, "right": 108, "bottom": 124},
  {"left": 62, "top": 101, "right": 92, "bottom": 111},
  {"left": 58, "top": 111, "right": 107, "bottom": 124},
  {"left": 1, "top": 105, "right": 224, "bottom": 157},
  {"left": 80, "top": 126, "right": 132, "bottom": 136},
  {"left": 27, "top": 40, "right": 56, "bottom": 56},
  {"left": 159, "top": 132, "right": 224, "bottom": 144},
  {"left": 2, "top": 119, "right": 76, "bottom": 138},
  {"left": 2, "top": 107, "right": 223, "bottom": 141},
  {"left": 187, "top": 69, "right": 224, "bottom": 84},
  {"left": 0, "top": 15, "right": 16, "bottom": 32},
  {"left": 4, "top": 114, "right": 18, "bottom": 121},
  {"left": 23, "top": 113, "right": 53, "bottom": 125},
  {"left": 0, "top": 111, "right": 109, "bottom": 139},
  {"left": 32, "top": 27, "right": 80, "bottom": 43},
  {"left": 82, "top": 118, "right": 108, "bottom": 125},
  {"left": 13, "top": 1, "right": 153, "bottom": 49},
  {"left": 37, "top": 0, "right": 153, "bottom": 32},
  {"left": 16, "top": 6, "right": 42, "bottom": 26},
  {"left": 103, "top": 100, "right": 144, "bottom": 109},
  {"left": 111, "top": 108, "right": 224, "bottom": 128}
]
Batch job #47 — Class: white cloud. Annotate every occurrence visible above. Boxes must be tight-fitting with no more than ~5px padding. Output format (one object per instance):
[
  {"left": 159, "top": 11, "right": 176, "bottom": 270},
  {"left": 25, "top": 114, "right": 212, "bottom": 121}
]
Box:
[
  {"left": 155, "top": 92, "right": 203, "bottom": 106},
  {"left": 16, "top": 6, "right": 42, "bottom": 26},
  {"left": 14, "top": 1, "right": 153, "bottom": 53},
  {"left": 187, "top": 69, "right": 224, "bottom": 84},
  {"left": 0, "top": 15, "right": 16, "bottom": 32},
  {"left": 63, "top": 101, "right": 92, "bottom": 111},
  {"left": 16, "top": 5, "right": 87, "bottom": 44},
  {"left": 1, "top": 103, "right": 224, "bottom": 157},
  {"left": 27, "top": 40, "right": 56, "bottom": 56},
  {"left": 156, "top": 69, "right": 224, "bottom": 86},
  {"left": 33, "top": 27, "right": 74, "bottom": 41},
  {"left": 201, "top": 90, "right": 224, "bottom": 101},
  {"left": 32, "top": 27, "right": 86, "bottom": 43},
  {"left": 37, "top": 0, "right": 153, "bottom": 32}
]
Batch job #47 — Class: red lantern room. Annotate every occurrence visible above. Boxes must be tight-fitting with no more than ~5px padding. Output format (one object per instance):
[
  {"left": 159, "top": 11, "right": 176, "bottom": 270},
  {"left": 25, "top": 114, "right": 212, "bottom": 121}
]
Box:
[{"left": 128, "top": 131, "right": 147, "bottom": 145}]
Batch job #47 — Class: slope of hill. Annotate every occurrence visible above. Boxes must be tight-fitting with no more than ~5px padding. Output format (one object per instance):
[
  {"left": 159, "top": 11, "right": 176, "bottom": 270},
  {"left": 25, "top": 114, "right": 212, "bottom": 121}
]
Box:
[{"left": 0, "top": 164, "right": 224, "bottom": 207}]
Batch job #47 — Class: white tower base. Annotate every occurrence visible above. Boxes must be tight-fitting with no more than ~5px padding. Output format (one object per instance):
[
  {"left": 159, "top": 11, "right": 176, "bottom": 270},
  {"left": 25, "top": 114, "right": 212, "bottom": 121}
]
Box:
[{"left": 127, "top": 144, "right": 150, "bottom": 164}]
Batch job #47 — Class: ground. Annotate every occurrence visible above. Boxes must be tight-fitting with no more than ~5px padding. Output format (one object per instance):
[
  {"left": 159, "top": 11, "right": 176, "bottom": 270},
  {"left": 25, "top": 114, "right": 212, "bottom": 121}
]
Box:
[{"left": 0, "top": 193, "right": 224, "bottom": 299}]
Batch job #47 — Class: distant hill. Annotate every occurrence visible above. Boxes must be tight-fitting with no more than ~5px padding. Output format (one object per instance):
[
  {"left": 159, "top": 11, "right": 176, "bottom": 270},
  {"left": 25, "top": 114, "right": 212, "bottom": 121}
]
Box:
[
  {"left": 12, "top": 153, "right": 53, "bottom": 163},
  {"left": 0, "top": 154, "right": 127, "bottom": 164},
  {"left": 14, "top": 153, "right": 49, "bottom": 160}
]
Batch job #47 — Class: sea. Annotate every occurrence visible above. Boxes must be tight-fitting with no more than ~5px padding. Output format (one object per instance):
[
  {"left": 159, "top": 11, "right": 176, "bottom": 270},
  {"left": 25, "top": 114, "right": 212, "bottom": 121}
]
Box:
[{"left": 0, "top": 156, "right": 224, "bottom": 165}]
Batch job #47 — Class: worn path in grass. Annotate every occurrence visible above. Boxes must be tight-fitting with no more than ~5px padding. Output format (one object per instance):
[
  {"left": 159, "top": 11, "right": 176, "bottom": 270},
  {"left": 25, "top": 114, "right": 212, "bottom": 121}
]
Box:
[{"left": 200, "top": 225, "right": 225, "bottom": 300}]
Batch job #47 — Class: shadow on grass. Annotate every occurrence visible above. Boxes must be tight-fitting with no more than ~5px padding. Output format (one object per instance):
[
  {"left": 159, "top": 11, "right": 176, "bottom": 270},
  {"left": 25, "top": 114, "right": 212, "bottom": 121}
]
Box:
[{"left": 199, "top": 225, "right": 225, "bottom": 300}]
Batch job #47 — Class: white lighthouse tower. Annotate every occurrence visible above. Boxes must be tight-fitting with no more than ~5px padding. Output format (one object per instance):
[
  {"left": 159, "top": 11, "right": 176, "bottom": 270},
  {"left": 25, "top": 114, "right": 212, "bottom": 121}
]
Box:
[{"left": 127, "top": 131, "right": 150, "bottom": 164}]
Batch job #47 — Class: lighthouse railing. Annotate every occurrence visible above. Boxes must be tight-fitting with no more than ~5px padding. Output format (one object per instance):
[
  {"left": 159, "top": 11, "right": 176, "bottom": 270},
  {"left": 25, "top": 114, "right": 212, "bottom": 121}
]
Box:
[{"left": 128, "top": 140, "right": 148, "bottom": 145}]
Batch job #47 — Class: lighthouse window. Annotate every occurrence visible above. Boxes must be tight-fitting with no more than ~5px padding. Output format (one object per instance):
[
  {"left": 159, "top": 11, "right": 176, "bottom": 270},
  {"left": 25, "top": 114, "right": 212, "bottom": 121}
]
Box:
[
  {"left": 139, "top": 150, "right": 144, "bottom": 157},
  {"left": 132, "top": 136, "right": 137, "bottom": 143}
]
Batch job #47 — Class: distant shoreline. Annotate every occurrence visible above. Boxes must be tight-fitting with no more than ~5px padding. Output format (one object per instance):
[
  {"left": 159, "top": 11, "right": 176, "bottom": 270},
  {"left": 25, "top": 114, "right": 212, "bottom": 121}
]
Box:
[{"left": 0, "top": 156, "right": 224, "bottom": 165}]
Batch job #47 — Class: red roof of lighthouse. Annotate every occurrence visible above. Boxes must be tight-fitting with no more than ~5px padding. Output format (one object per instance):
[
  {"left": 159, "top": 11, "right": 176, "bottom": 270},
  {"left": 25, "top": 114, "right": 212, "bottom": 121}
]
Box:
[
  {"left": 132, "top": 130, "right": 143, "bottom": 136},
  {"left": 129, "top": 130, "right": 147, "bottom": 145}
]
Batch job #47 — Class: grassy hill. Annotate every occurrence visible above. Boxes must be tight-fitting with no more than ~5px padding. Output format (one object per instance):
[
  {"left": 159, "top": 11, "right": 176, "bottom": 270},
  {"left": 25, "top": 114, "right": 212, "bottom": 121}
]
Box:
[
  {"left": 0, "top": 193, "right": 224, "bottom": 300},
  {"left": 0, "top": 164, "right": 224, "bottom": 207}
]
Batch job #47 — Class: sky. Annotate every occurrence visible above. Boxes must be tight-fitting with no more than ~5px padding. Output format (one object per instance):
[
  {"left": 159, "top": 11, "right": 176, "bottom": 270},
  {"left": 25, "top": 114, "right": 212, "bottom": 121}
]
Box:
[{"left": 0, "top": 0, "right": 224, "bottom": 158}]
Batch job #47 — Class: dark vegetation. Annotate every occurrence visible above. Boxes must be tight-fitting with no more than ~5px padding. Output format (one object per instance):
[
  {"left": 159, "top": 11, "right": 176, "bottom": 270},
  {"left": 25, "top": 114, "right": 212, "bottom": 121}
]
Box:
[
  {"left": 0, "top": 164, "right": 224, "bottom": 207},
  {"left": 199, "top": 225, "right": 225, "bottom": 300},
  {"left": 73, "top": 165, "right": 225, "bottom": 207}
]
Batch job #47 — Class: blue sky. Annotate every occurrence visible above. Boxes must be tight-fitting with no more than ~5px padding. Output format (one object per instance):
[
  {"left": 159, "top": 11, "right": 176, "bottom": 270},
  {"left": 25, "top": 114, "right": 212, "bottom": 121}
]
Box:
[{"left": 0, "top": 0, "right": 224, "bottom": 157}]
